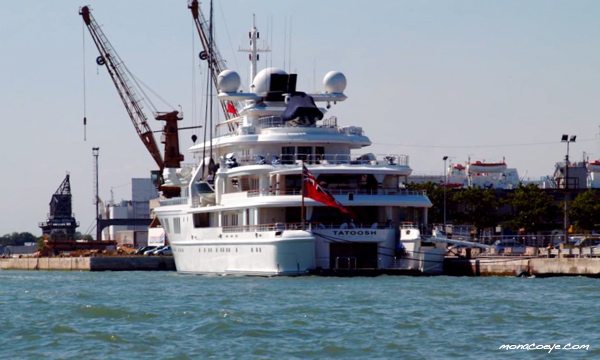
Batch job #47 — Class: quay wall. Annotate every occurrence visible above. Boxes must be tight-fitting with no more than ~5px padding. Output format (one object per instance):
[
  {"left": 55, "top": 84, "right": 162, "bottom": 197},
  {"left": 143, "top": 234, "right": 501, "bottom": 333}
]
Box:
[
  {"left": 0, "top": 256, "right": 175, "bottom": 271},
  {"left": 445, "top": 257, "right": 600, "bottom": 277}
]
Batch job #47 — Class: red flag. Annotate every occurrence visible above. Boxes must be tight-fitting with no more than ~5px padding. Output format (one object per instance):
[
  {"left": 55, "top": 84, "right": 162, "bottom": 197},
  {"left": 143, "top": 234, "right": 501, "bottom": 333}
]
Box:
[
  {"left": 302, "top": 164, "right": 353, "bottom": 217},
  {"left": 226, "top": 102, "right": 237, "bottom": 115}
]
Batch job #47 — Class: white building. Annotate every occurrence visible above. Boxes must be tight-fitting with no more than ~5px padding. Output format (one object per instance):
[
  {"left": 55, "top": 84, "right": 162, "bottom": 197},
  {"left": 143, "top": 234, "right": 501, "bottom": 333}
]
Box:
[{"left": 104, "top": 178, "right": 158, "bottom": 246}]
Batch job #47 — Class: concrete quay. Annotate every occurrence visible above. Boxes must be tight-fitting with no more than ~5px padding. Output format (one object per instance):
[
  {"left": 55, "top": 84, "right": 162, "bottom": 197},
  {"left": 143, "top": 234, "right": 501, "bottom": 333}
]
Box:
[
  {"left": 444, "top": 257, "right": 600, "bottom": 277},
  {"left": 0, "top": 256, "right": 175, "bottom": 271}
]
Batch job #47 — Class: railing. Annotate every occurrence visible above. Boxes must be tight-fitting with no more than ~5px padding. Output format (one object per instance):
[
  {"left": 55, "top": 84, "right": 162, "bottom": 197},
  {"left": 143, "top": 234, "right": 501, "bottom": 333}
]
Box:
[
  {"left": 222, "top": 222, "right": 305, "bottom": 233},
  {"left": 215, "top": 116, "right": 342, "bottom": 137},
  {"left": 228, "top": 153, "right": 409, "bottom": 167},
  {"left": 221, "top": 222, "right": 395, "bottom": 233},
  {"left": 248, "top": 188, "right": 425, "bottom": 196},
  {"left": 158, "top": 197, "right": 188, "bottom": 206}
]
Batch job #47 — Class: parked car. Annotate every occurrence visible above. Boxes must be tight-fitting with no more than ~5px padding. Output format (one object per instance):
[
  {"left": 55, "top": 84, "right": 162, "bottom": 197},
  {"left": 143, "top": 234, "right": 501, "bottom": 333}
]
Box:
[
  {"left": 153, "top": 245, "right": 172, "bottom": 256},
  {"left": 144, "top": 246, "right": 163, "bottom": 256},
  {"left": 145, "top": 245, "right": 170, "bottom": 256},
  {"left": 493, "top": 238, "right": 526, "bottom": 254},
  {"left": 135, "top": 246, "right": 156, "bottom": 255},
  {"left": 574, "top": 237, "right": 600, "bottom": 248}
]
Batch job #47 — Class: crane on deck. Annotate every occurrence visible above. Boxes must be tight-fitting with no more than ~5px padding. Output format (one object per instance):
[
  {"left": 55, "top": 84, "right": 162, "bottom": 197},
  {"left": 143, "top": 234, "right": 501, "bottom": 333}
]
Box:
[{"left": 79, "top": 6, "right": 183, "bottom": 197}]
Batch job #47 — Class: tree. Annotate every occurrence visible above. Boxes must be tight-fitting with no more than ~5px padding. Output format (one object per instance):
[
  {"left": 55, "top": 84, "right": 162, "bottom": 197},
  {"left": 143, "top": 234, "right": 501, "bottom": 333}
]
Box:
[
  {"left": 405, "top": 182, "right": 445, "bottom": 223},
  {"left": 569, "top": 190, "right": 600, "bottom": 231},
  {"left": 0, "top": 232, "right": 38, "bottom": 246},
  {"left": 451, "top": 187, "right": 499, "bottom": 230},
  {"left": 505, "top": 184, "right": 559, "bottom": 232}
]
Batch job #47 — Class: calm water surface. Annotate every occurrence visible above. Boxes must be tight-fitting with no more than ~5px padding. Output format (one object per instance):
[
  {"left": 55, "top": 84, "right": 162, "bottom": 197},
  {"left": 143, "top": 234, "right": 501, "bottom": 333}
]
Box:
[{"left": 0, "top": 271, "right": 598, "bottom": 359}]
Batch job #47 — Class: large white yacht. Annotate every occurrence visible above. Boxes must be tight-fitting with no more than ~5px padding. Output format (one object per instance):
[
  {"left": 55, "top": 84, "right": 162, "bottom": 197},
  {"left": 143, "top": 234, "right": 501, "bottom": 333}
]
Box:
[{"left": 153, "top": 21, "right": 445, "bottom": 276}]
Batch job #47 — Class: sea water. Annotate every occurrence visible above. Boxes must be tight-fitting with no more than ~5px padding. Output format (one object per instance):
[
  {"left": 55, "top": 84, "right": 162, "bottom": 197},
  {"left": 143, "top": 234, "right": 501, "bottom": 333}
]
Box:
[{"left": 1, "top": 271, "right": 598, "bottom": 359}]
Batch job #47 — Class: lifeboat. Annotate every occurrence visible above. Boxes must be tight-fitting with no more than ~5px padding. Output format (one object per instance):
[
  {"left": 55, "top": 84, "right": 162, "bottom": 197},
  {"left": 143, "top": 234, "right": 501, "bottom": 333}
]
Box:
[
  {"left": 467, "top": 161, "right": 507, "bottom": 174},
  {"left": 588, "top": 160, "right": 600, "bottom": 172}
]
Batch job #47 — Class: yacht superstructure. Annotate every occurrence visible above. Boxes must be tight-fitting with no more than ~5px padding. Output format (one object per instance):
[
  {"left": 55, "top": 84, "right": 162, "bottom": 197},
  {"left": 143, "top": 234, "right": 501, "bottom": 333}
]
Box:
[{"left": 154, "top": 19, "right": 444, "bottom": 275}]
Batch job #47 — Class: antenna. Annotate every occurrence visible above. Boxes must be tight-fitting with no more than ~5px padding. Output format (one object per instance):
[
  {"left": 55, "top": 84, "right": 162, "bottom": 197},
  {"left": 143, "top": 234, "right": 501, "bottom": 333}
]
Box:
[
  {"left": 283, "top": 17, "right": 287, "bottom": 71},
  {"left": 288, "top": 16, "right": 292, "bottom": 73},
  {"left": 238, "top": 14, "right": 270, "bottom": 87}
]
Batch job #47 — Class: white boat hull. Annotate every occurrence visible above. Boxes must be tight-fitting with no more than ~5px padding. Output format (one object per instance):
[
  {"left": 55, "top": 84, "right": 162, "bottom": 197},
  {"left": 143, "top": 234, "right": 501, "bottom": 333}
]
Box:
[{"left": 170, "top": 230, "right": 315, "bottom": 276}]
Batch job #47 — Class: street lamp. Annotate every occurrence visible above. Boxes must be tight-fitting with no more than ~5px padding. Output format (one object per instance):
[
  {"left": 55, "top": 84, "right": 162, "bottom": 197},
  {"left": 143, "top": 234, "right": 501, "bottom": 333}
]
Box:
[
  {"left": 561, "top": 134, "right": 576, "bottom": 243},
  {"left": 92, "top": 147, "right": 100, "bottom": 218},
  {"left": 443, "top": 156, "right": 448, "bottom": 230}
]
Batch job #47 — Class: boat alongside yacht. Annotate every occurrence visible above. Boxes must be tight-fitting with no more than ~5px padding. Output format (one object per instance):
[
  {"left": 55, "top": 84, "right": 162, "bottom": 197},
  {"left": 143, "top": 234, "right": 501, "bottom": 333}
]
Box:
[{"left": 153, "top": 19, "right": 445, "bottom": 276}]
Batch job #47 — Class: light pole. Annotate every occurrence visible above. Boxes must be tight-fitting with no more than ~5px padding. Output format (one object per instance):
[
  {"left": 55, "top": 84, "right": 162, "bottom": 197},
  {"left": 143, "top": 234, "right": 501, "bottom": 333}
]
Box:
[
  {"left": 443, "top": 156, "right": 448, "bottom": 230},
  {"left": 561, "top": 134, "right": 576, "bottom": 243},
  {"left": 92, "top": 147, "right": 100, "bottom": 232}
]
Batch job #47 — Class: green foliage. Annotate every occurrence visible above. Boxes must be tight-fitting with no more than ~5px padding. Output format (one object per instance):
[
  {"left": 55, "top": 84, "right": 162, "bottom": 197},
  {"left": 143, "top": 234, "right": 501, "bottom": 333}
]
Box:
[
  {"left": 0, "top": 232, "right": 38, "bottom": 246},
  {"left": 405, "top": 182, "right": 445, "bottom": 223},
  {"left": 569, "top": 190, "right": 600, "bottom": 231},
  {"left": 451, "top": 187, "right": 500, "bottom": 229},
  {"left": 505, "top": 184, "right": 559, "bottom": 232},
  {"left": 37, "top": 237, "right": 45, "bottom": 250},
  {"left": 73, "top": 232, "right": 94, "bottom": 241}
]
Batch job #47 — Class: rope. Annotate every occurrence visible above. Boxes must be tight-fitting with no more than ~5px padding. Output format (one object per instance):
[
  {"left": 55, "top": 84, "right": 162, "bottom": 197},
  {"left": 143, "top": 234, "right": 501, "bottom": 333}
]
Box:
[{"left": 82, "top": 20, "right": 87, "bottom": 141}]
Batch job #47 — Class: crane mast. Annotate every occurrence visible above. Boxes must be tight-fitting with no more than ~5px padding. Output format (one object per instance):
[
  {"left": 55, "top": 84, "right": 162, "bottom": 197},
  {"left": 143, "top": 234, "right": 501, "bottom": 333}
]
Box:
[
  {"left": 188, "top": 0, "right": 237, "bottom": 120},
  {"left": 79, "top": 6, "right": 184, "bottom": 172}
]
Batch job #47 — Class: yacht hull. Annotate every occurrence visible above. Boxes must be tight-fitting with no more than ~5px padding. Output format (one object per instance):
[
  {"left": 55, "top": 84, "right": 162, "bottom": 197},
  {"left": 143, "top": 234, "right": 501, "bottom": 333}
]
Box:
[{"left": 170, "top": 231, "right": 315, "bottom": 276}]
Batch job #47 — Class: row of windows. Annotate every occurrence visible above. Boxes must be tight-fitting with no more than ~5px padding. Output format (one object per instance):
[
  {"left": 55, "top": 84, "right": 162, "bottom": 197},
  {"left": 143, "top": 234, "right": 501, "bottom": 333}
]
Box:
[{"left": 196, "top": 247, "right": 264, "bottom": 253}]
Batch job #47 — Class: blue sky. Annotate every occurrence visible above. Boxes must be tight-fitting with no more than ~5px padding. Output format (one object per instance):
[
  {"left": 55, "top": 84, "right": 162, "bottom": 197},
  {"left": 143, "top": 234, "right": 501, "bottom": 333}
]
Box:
[{"left": 2, "top": 0, "right": 600, "bottom": 235}]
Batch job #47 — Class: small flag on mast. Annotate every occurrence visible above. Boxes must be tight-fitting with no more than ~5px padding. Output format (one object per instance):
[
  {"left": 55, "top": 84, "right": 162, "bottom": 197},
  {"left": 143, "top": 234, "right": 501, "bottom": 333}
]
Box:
[{"left": 226, "top": 102, "right": 237, "bottom": 115}]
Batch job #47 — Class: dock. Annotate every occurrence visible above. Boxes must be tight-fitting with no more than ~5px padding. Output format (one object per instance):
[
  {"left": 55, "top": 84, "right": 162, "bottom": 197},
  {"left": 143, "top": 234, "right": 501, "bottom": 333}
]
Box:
[
  {"left": 444, "top": 257, "right": 600, "bottom": 277},
  {"left": 0, "top": 256, "right": 175, "bottom": 271},
  {"left": 3, "top": 255, "right": 600, "bottom": 277}
]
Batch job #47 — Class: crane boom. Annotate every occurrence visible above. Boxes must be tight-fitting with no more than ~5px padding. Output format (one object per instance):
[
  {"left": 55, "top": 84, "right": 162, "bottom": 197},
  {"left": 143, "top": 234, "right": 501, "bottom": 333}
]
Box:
[
  {"left": 80, "top": 6, "right": 168, "bottom": 170},
  {"left": 188, "top": 0, "right": 237, "bottom": 120}
]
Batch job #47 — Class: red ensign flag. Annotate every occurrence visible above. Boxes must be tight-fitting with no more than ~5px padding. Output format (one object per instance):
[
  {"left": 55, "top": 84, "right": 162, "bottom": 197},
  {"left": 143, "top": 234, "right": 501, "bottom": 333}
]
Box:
[{"left": 302, "top": 164, "right": 353, "bottom": 217}]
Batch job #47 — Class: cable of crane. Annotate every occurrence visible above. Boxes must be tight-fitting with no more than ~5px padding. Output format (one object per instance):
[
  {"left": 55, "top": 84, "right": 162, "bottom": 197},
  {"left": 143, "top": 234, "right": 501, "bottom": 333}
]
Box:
[{"left": 82, "top": 20, "right": 87, "bottom": 141}]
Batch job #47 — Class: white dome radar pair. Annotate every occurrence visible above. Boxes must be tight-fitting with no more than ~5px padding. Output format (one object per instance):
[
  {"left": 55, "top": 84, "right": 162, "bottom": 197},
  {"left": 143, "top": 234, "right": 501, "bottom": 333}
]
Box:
[{"left": 217, "top": 68, "right": 347, "bottom": 95}]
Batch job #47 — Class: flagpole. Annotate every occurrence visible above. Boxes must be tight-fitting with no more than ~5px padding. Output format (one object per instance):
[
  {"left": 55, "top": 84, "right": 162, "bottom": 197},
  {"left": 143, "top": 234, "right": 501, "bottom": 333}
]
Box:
[{"left": 301, "top": 161, "right": 305, "bottom": 230}]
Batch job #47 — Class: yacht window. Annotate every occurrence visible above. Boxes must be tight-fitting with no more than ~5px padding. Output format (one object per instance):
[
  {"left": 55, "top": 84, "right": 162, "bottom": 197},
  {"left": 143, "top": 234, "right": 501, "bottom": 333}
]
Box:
[
  {"left": 281, "top": 146, "right": 295, "bottom": 164},
  {"left": 193, "top": 213, "right": 210, "bottom": 228},
  {"left": 315, "top": 146, "right": 325, "bottom": 163},
  {"left": 250, "top": 177, "right": 259, "bottom": 191},
  {"left": 173, "top": 217, "right": 181, "bottom": 234},
  {"left": 297, "top": 146, "right": 312, "bottom": 163},
  {"left": 223, "top": 212, "right": 239, "bottom": 227},
  {"left": 161, "top": 218, "right": 170, "bottom": 233}
]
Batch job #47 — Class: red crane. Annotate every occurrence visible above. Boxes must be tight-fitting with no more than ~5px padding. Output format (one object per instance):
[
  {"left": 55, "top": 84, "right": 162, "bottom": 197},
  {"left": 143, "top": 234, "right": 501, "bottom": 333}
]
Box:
[{"left": 79, "top": 6, "right": 184, "bottom": 177}]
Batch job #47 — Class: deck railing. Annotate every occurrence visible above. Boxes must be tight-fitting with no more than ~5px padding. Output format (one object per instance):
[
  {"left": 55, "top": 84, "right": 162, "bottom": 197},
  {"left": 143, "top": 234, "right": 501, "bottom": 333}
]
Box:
[
  {"left": 245, "top": 188, "right": 426, "bottom": 197},
  {"left": 231, "top": 152, "right": 409, "bottom": 167},
  {"left": 221, "top": 222, "right": 395, "bottom": 233},
  {"left": 215, "top": 116, "right": 341, "bottom": 137}
]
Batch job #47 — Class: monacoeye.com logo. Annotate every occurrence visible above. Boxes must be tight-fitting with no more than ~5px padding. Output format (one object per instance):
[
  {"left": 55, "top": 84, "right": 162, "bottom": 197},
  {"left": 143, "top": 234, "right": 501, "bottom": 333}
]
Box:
[{"left": 499, "top": 343, "right": 590, "bottom": 354}]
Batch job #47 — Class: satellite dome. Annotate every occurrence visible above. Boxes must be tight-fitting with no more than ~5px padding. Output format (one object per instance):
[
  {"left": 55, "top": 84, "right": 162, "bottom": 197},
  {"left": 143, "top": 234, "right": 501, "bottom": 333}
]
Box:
[
  {"left": 252, "top": 67, "right": 287, "bottom": 95},
  {"left": 323, "top": 71, "right": 347, "bottom": 93},
  {"left": 217, "top": 70, "right": 241, "bottom": 93}
]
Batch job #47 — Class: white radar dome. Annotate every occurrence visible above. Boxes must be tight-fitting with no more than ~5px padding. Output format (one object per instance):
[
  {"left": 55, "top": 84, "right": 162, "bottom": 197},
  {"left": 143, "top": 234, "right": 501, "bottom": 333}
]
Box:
[
  {"left": 323, "top": 71, "right": 347, "bottom": 93},
  {"left": 252, "top": 67, "right": 287, "bottom": 95},
  {"left": 217, "top": 70, "right": 241, "bottom": 93}
]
